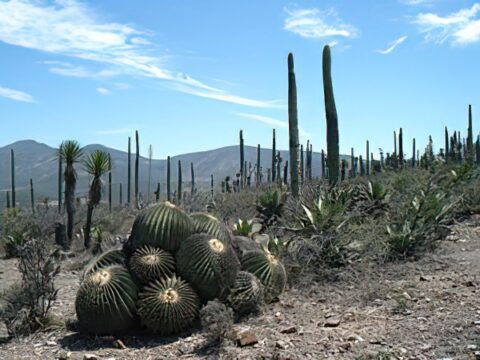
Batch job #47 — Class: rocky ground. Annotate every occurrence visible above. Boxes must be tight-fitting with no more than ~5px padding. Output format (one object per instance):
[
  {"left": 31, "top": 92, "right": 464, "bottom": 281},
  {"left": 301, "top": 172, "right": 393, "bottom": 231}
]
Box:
[{"left": 1, "top": 218, "right": 480, "bottom": 359}]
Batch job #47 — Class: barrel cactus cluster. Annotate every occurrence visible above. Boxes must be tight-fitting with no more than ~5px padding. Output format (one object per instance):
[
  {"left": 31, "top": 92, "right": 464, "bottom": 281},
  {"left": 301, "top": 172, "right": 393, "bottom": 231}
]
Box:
[{"left": 75, "top": 201, "right": 287, "bottom": 335}]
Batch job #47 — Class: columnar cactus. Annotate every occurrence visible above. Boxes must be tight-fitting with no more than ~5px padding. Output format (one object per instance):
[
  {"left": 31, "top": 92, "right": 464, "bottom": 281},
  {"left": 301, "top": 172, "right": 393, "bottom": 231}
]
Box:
[
  {"left": 256, "top": 144, "right": 261, "bottom": 186},
  {"left": 300, "top": 144, "right": 304, "bottom": 184},
  {"left": 135, "top": 130, "right": 139, "bottom": 206},
  {"left": 399, "top": 128, "right": 404, "bottom": 169},
  {"left": 176, "top": 234, "right": 239, "bottom": 300},
  {"left": 445, "top": 127, "right": 449, "bottom": 162},
  {"left": 271, "top": 129, "right": 276, "bottom": 183},
  {"left": 412, "top": 138, "right": 416, "bottom": 168},
  {"left": 240, "top": 130, "right": 245, "bottom": 189},
  {"left": 167, "top": 156, "right": 171, "bottom": 202},
  {"left": 75, "top": 265, "right": 137, "bottom": 334},
  {"left": 137, "top": 275, "right": 200, "bottom": 335},
  {"left": 283, "top": 160, "right": 288, "bottom": 185},
  {"left": 30, "top": 178, "right": 35, "bottom": 213},
  {"left": 321, "top": 149, "right": 326, "bottom": 179},
  {"left": 11, "top": 149, "right": 15, "bottom": 208},
  {"left": 178, "top": 160, "right": 182, "bottom": 202},
  {"left": 127, "top": 136, "right": 131, "bottom": 204},
  {"left": 322, "top": 45, "right": 339, "bottom": 184},
  {"left": 190, "top": 162, "right": 195, "bottom": 194},
  {"left": 108, "top": 155, "right": 112, "bottom": 211},
  {"left": 288, "top": 53, "right": 300, "bottom": 196},
  {"left": 393, "top": 130, "right": 398, "bottom": 168},
  {"left": 366, "top": 140, "right": 370, "bottom": 176},
  {"left": 468, "top": 105, "right": 474, "bottom": 163},
  {"left": 58, "top": 155, "right": 63, "bottom": 213}
]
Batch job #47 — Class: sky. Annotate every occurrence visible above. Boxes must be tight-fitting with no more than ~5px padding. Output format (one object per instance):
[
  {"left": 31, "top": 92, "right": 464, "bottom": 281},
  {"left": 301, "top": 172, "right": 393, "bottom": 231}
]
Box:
[{"left": 0, "top": 0, "right": 479, "bottom": 159}]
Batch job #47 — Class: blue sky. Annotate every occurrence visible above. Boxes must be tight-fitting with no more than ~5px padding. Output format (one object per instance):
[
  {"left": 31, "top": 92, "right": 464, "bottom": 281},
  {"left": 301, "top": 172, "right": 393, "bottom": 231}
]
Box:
[{"left": 0, "top": 0, "right": 479, "bottom": 159}]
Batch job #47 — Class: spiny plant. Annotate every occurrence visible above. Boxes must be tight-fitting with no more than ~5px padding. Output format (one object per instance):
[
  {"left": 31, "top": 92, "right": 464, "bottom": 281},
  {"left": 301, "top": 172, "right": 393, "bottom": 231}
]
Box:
[
  {"left": 129, "top": 245, "right": 175, "bottom": 285},
  {"left": 226, "top": 271, "right": 264, "bottom": 316},
  {"left": 256, "top": 188, "right": 286, "bottom": 227},
  {"left": 137, "top": 275, "right": 200, "bottom": 335},
  {"left": 84, "top": 150, "right": 111, "bottom": 249},
  {"left": 128, "top": 201, "right": 194, "bottom": 253},
  {"left": 75, "top": 265, "right": 137, "bottom": 335},
  {"left": 191, "top": 212, "right": 232, "bottom": 243},
  {"left": 83, "top": 247, "right": 126, "bottom": 278},
  {"left": 176, "top": 234, "right": 240, "bottom": 300},
  {"left": 232, "top": 218, "right": 262, "bottom": 238},
  {"left": 240, "top": 249, "right": 286, "bottom": 303},
  {"left": 58, "top": 140, "right": 83, "bottom": 247}
]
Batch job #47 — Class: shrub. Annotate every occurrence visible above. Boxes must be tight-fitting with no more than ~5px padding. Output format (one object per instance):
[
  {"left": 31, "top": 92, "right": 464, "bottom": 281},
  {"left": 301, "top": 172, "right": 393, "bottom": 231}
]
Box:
[{"left": 200, "top": 300, "right": 234, "bottom": 344}]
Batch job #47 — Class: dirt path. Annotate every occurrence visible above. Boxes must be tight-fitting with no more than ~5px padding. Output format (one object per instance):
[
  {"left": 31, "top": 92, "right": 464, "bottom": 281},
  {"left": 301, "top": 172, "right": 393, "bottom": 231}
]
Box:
[{"left": 1, "top": 218, "right": 480, "bottom": 359}]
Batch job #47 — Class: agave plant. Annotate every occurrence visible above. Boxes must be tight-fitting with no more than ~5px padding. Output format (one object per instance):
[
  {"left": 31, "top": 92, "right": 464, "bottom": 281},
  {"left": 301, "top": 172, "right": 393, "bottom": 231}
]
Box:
[
  {"left": 256, "top": 188, "right": 286, "bottom": 227},
  {"left": 84, "top": 150, "right": 111, "bottom": 249},
  {"left": 137, "top": 275, "right": 200, "bottom": 335},
  {"left": 233, "top": 219, "right": 262, "bottom": 238},
  {"left": 58, "top": 140, "right": 83, "bottom": 248},
  {"left": 75, "top": 265, "right": 137, "bottom": 334},
  {"left": 129, "top": 245, "right": 175, "bottom": 285},
  {"left": 176, "top": 233, "right": 240, "bottom": 300}
]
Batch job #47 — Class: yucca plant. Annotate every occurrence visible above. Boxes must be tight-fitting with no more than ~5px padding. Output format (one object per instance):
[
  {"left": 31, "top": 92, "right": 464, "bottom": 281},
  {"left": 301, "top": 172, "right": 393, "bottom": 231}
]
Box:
[
  {"left": 58, "top": 140, "right": 83, "bottom": 248},
  {"left": 84, "top": 150, "right": 111, "bottom": 249}
]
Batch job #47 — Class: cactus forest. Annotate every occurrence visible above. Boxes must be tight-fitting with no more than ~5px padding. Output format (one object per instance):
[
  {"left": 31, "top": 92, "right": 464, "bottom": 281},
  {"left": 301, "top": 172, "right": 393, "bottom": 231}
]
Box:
[{"left": 1, "top": 1, "right": 480, "bottom": 359}]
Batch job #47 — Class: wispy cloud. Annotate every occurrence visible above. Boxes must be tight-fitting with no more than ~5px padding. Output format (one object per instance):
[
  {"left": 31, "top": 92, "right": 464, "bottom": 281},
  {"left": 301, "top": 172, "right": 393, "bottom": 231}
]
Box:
[
  {"left": 0, "top": 85, "right": 35, "bottom": 102},
  {"left": 0, "top": 0, "right": 277, "bottom": 108},
  {"left": 413, "top": 3, "right": 480, "bottom": 45},
  {"left": 235, "top": 112, "right": 310, "bottom": 138},
  {"left": 284, "top": 8, "right": 358, "bottom": 39},
  {"left": 377, "top": 36, "right": 408, "bottom": 54},
  {"left": 96, "top": 87, "right": 111, "bottom": 95},
  {"left": 43, "top": 61, "right": 118, "bottom": 78},
  {"left": 400, "top": 0, "right": 434, "bottom": 6}
]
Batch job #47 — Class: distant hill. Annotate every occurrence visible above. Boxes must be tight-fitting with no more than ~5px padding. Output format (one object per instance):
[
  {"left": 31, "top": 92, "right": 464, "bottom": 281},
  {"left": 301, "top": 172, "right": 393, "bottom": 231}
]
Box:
[{"left": 0, "top": 140, "right": 350, "bottom": 206}]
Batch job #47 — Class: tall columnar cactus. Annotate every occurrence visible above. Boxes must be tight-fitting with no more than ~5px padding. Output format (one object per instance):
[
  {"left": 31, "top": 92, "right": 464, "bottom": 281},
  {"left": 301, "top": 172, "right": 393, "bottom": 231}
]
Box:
[
  {"left": 271, "top": 129, "right": 276, "bottom": 183},
  {"left": 399, "top": 128, "right": 404, "bottom": 169},
  {"left": 276, "top": 151, "right": 282, "bottom": 185},
  {"left": 445, "top": 127, "right": 449, "bottom": 162},
  {"left": 30, "top": 178, "right": 35, "bottom": 213},
  {"left": 256, "top": 144, "right": 261, "bottom": 186},
  {"left": 393, "top": 130, "right": 398, "bottom": 168},
  {"left": 127, "top": 137, "right": 131, "bottom": 204},
  {"left": 137, "top": 275, "right": 200, "bottom": 335},
  {"left": 210, "top": 174, "right": 214, "bottom": 199},
  {"left": 476, "top": 135, "right": 480, "bottom": 166},
  {"left": 10, "top": 149, "right": 15, "bottom": 208},
  {"left": 135, "top": 130, "right": 139, "bottom": 206},
  {"left": 468, "top": 104, "right": 474, "bottom": 163},
  {"left": 155, "top": 183, "right": 160, "bottom": 202},
  {"left": 305, "top": 140, "right": 310, "bottom": 180},
  {"left": 340, "top": 159, "right": 346, "bottom": 181},
  {"left": 166, "top": 156, "right": 171, "bottom": 202},
  {"left": 239, "top": 130, "right": 245, "bottom": 189},
  {"left": 300, "top": 144, "right": 304, "bottom": 184},
  {"left": 412, "top": 138, "right": 416, "bottom": 168},
  {"left": 366, "top": 140, "right": 370, "bottom": 176},
  {"left": 307, "top": 143, "right": 313, "bottom": 180},
  {"left": 322, "top": 45, "right": 339, "bottom": 184},
  {"left": 350, "top": 148, "right": 355, "bottom": 178},
  {"left": 321, "top": 149, "right": 326, "bottom": 178},
  {"left": 119, "top": 183, "right": 123, "bottom": 205},
  {"left": 177, "top": 160, "right": 182, "bottom": 202},
  {"left": 58, "top": 155, "right": 63, "bottom": 213},
  {"left": 75, "top": 265, "right": 137, "bottom": 335},
  {"left": 359, "top": 155, "right": 365, "bottom": 176},
  {"left": 108, "top": 155, "right": 112, "bottom": 212},
  {"left": 190, "top": 162, "right": 195, "bottom": 194},
  {"left": 176, "top": 234, "right": 240, "bottom": 300},
  {"left": 288, "top": 53, "right": 300, "bottom": 196},
  {"left": 6, "top": 192, "right": 10, "bottom": 209}
]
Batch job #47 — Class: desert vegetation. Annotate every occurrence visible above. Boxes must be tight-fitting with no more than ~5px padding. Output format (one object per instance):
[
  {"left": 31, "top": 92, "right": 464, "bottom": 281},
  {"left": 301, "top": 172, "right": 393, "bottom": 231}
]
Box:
[{"left": 1, "top": 45, "right": 480, "bottom": 359}]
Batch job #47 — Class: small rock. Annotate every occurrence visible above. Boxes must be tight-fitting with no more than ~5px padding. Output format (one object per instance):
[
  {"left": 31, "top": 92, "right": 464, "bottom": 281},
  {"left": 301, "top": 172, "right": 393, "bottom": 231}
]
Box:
[
  {"left": 237, "top": 329, "right": 258, "bottom": 347},
  {"left": 475, "top": 351, "right": 480, "bottom": 360},
  {"left": 420, "top": 275, "right": 432, "bottom": 281},
  {"left": 465, "top": 280, "right": 476, "bottom": 287},
  {"left": 402, "top": 292, "right": 412, "bottom": 300},
  {"left": 280, "top": 326, "right": 297, "bottom": 334},
  {"left": 324, "top": 318, "right": 341, "bottom": 328},
  {"left": 276, "top": 340, "right": 288, "bottom": 350},
  {"left": 84, "top": 354, "right": 99, "bottom": 360},
  {"left": 468, "top": 344, "right": 478, "bottom": 350},
  {"left": 113, "top": 339, "right": 127, "bottom": 349},
  {"left": 0, "top": 322, "right": 10, "bottom": 343},
  {"left": 57, "top": 351, "right": 71, "bottom": 360}
]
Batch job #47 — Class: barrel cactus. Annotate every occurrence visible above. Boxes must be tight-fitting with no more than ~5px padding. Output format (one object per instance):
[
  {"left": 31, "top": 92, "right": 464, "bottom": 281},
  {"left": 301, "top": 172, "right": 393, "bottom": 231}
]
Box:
[
  {"left": 176, "top": 234, "right": 240, "bottom": 300},
  {"left": 191, "top": 213, "right": 231, "bottom": 243},
  {"left": 129, "top": 245, "right": 175, "bottom": 285},
  {"left": 83, "top": 248, "right": 125, "bottom": 278},
  {"left": 75, "top": 265, "right": 138, "bottom": 334},
  {"left": 240, "top": 250, "right": 286, "bottom": 303},
  {"left": 129, "top": 201, "right": 194, "bottom": 252},
  {"left": 137, "top": 275, "right": 200, "bottom": 335},
  {"left": 226, "top": 271, "right": 264, "bottom": 316}
]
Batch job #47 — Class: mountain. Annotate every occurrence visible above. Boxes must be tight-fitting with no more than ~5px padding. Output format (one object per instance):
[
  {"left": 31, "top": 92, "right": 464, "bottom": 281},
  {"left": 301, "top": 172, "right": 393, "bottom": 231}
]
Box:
[{"left": 0, "top": 140, "right": 348, "bottom": 206}]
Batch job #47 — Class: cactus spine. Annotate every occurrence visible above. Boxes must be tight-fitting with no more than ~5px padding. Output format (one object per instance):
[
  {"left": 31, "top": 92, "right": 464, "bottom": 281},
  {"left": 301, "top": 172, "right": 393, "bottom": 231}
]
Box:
[
  {"left": 10, "top": 149, "right": 15, "bottom": 208},
  {"left": 322, "top": 45, "right": 339, "bottom": 184},
  {"left": 135, "top": 130, "right": 139, "bottom": 206},
  {"left": 167, "top": 156, "right": 171, "bottom": 202},
  {"left": 271, "top": 129, "right": 276, "bottom": 183},
  {"left": 288, "top": 53, "right": 300, "bottom": 196},
  {"left": 177, "top": 160, "right": 182, "bottom": 202},
  {"left": 127, "top": 137, "right": 131, "bottom": 204}
]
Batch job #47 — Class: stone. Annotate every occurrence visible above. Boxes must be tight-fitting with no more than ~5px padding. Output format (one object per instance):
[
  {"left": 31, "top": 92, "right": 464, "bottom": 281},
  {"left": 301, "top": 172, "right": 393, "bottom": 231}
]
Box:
[
  {"left": 0, "top": 322, "right": 10, "bottom": 343},
  {"left": 324, "top": 318, "right": 341, "bottom": 328},
  {"left": 276, "top": 340, "right": 288, "bottom": 349},
  {"left": 84, "top": 354, "right": 99, "bottom": 360},
  {"left": 280, "top": 326, "right": 297, "bottom": 334},
  {"left": 237, "top": 329, "right": 258, "bottom": 347}
]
